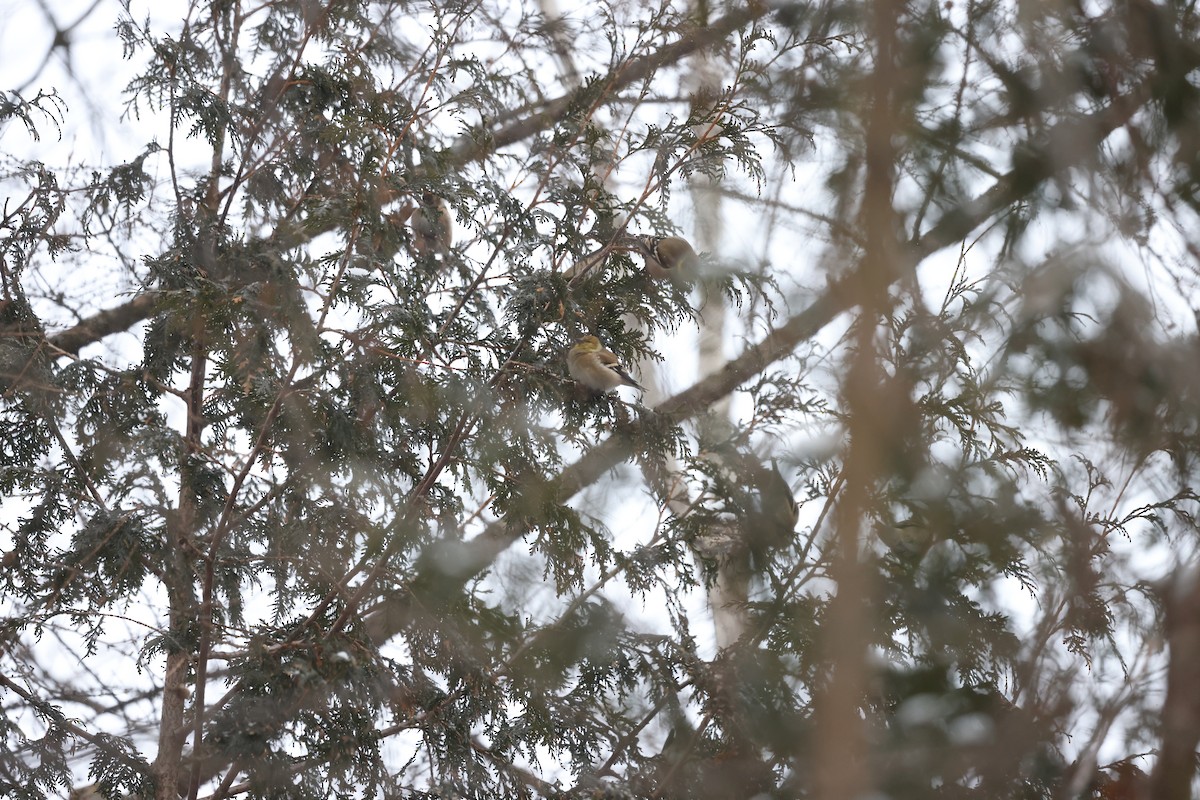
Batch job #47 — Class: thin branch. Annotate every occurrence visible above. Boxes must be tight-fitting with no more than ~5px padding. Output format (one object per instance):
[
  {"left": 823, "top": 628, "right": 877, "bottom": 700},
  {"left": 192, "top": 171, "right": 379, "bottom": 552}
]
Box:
[
  {"left": 48, "top": 292, "right": 159, "bottom": 355},
  {"left": 0, "top": 673, "right": 152, "bottom": 778}
]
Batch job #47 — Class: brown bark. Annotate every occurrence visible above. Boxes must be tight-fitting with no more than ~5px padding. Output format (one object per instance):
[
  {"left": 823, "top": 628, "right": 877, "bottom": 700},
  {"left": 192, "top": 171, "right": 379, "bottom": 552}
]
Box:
[{"left": 1152, "top": 567, "right": 1200, "bottom": 800}]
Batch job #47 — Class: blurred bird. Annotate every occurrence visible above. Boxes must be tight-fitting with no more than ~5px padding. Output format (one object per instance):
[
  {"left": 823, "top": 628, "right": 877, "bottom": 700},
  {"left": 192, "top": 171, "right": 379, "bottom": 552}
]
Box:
[
  {"left": 742, "top": 459, "right": 799, "bottom": 567},
  {"left": 410, "top": 192, "right": 452, "bottom": 257},
  {"left": 628, "top": 235, "right": 699, "bottom": 283},
  {"left": 749, "top": 460, "right": 799, "bottom": 530},
  {"left": 567, "top": 335, "right": 643, "bottom": 393}
]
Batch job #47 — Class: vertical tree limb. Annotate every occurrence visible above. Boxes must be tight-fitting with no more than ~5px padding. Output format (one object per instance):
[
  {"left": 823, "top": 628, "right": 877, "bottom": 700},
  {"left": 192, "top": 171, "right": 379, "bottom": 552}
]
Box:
[
  {"left": 813, "top": 0, "right": 904, "bottom": 793},
  {"left": 1153, "top": 566, "right": 1200, "bottom": 800}
]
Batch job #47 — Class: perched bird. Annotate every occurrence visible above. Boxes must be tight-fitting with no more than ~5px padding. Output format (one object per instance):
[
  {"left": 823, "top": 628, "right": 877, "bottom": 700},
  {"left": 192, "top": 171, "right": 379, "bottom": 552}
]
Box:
[
  {"left": 410, "top": 192, "right": 452, "bottom": 257},
  {"left": 630, "top": 235, "right": 699, "bottom": 283},
  {"left": 701, "top": 454, "right": 799, "bottom": 571},
  {"left": 567, "top": 335, "right": 643, "bottom": 393},
  {"left": 744, "top": 459, "right": 800, "bottom": 554}
]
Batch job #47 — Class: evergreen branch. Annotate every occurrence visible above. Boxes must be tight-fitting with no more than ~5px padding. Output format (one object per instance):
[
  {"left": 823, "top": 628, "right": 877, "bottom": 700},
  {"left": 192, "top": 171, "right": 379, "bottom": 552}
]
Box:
[
  {"left": 469, "top": 736, "right": 558, "bottom": 797},
  {"left": 450, "top": 0, "right": 782, "bottom": 161},
  {"left": 0, "top": 672, "right": 152, "bottom": 778},
  {"left": 47, "top": 292, "right": 159, "bottom": 355},
  {"left": 362, "top": 80, "right": 1149, "bottom": 646},
  {"left": 38, "top": 2, "right": 787, "bottom": 356}
]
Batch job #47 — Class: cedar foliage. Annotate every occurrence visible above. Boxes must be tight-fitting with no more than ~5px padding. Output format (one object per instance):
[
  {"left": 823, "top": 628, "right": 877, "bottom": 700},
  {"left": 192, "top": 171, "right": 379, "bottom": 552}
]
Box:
[{"left": 2, "top": 0, "right": 1200, "bottom": 798}]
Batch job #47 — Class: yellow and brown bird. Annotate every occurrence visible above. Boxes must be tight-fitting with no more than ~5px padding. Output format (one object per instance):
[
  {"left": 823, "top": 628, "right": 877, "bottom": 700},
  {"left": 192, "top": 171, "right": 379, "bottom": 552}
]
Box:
[
  {"left": 631, "top": 235, "right": 699, "bottom": 283},
  {"left": 567, "top": 335, "right": 643, "bottom": 392}
]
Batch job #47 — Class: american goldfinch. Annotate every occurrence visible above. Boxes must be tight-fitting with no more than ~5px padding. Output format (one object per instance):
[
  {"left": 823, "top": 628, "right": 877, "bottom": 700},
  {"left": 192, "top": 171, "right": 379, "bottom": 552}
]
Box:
[
  {"left": 632, "top": 235, "right": 699, "bottom": 283},
  {"left": 567, "top": 335, "right": 643, "bottom": 392},
  {"left": 410, "top": 193, "right": 452, "bottom": 256}
]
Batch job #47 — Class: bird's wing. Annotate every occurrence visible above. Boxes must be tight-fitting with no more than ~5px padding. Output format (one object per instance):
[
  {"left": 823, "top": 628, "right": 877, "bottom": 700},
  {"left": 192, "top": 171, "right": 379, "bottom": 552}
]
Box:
[{"left": 597, "top": 351, "right": 642, "bottom": 389}]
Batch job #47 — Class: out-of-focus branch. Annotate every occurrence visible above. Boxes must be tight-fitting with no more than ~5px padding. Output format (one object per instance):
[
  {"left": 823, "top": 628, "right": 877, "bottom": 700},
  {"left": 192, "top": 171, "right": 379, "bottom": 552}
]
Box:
[
  {"left": 48, "top": 292, "right": 159, "bottom": 354},
  {"left": 686, "top": 0, "right": 742, "bottom": 652},
  {"left": 15, "top": 0, "right": 106, "bottom": 95},
  {"left": 536, "top": 0, "right": 581, "bottom": 90},
  {"left": 812, "top": 0, "right": 904, "bottom": 792},
  {"left": 0, "top": 672, "right": 151, "bottom": 778},
  {"left": 1152, "top": 565, "right": 1200, "bottom": 800}
]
